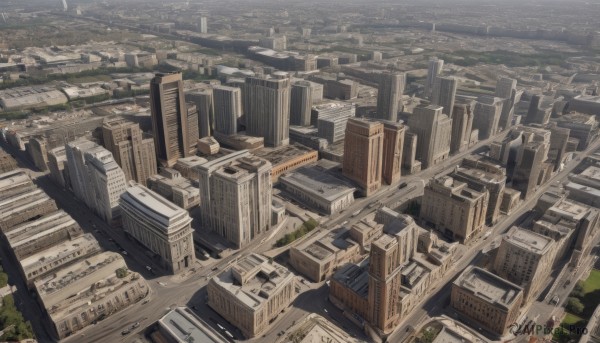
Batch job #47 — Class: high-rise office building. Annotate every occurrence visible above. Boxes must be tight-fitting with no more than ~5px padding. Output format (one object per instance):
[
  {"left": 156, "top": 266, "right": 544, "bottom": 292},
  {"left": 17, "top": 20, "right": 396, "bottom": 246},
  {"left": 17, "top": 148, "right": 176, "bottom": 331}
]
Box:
[
  {"left": 473, "top": 96, "right": 504, "bottom": 140},
  {"left": 407, "top": 105, "right": 452, "bottom": 169},
  {"left": 512, "top": 142, "right": 546, "bottom": 199},
  {"left": 375, "top": 72, "right": 405, "bottom": 122},
  {"left": 150, "top": 72, "right": 198, "bottom": 167},
  {"left": 424, "top": 58, "right": 444, "bottom": 98},
  {"left": 524, "top": 94, "right": 551, "bottom": 125},
  {"left": 199, "top": 16, "right": 208, "bottom": 34},
  {"left": 382, "top": 121, "right": 405, "bottom": 185},
  {"left": 495, "top": 78, "right": 518, "bottom": 131},
  {"left": 495, "top": 77, "right": 517, "bottom": 99},
  {"left": 449, "top": 100, "right": 474, "bottom": 154},
  {"left": 213, "top": 85, "right": 242, "bottom": 135},
  {"left": 120, "top": 184, "right": 194, "bottom": 274},
  {"left": 245, "top": 77, "right": 291, "bottom": 147},
  {"left": 314, "top": 101, "right": 356, "bottom": 143},
  {"left": 102, "top": 119, "right": 157, "bottom": 186},
  {"left": 290, "top": 81, "right": 313, "bottom": 126},
  {"left": 343, "top": 118, "right": 384, "bottom": 196},
  {"left": 186, "top": 89, "right": 214, "bottom": 138},
  {"left": 430, "top": 76, "right": 457, "bottom": 117},
  {"left": 65, "top": 139, "right": 128, "bottom": 223},
  {"left": 197, "top": 150, "right": 273, "bottom": 248}
]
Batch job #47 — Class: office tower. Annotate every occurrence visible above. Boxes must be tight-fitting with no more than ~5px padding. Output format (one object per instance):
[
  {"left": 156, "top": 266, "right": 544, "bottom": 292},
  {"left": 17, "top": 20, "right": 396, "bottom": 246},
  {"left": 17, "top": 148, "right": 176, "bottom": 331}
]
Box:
[
  {"left": 407, "top": 105, "right": 452, "bottom": 169},
  {"left": 495, "top": 78, "right": 518, "bottom": 131},
  {"left": 452, "top": 267, "right": 523, "bottom": 336},
  {"left": 186, "top": 103, "right": 199, "bottom": 150},
  {"left": 197, "top": 151, "right": 272, "bottom": 248},
  {"left": 245, "top": 77, "right": 291, "bottom": 147},
  {"left": 450, "top": 100, "right": 474, "bottom": 154},
  {"left": 420, "top": 176, "right": 488, "bottom": 243},
  {"left": 376, "top": 72, "right": 405, "bottom": 122},
  {"left": 290, "top": 81, "right": 312, "bottom": 126},
  {"left": 452, "top": 166, "right": 506, "bottom": 225},
  {"left": 207, "top": 254, "right": 296, "bottom": 338},
  {"left": 424, "top": 58, "right": 444, "bottom": 98},
  {"left": 382, "top": 121, "right": 405, "bottom": 185},
  {"left": 314, "top": 101, "right": 356, "bottom": 143},
  {"left": 199, "top": 16, "right": 207, "bottom": 33},
  {"left": 343, "top": 118, "right": 384, "bottom": 196},
  {"left": 472, "top": 96, "right": 504, "bottom": 140},
  {"left": 65, "top": 139, "right": 128, "bottom": 223},
  {"left": 120, "top": 184, "right": 194, "bottom": 274},
  {"left": 524, "top": 94, "right": 551, "bottom": 125},
  {"left": 213, "top": 85, "right": 242, "bottom": 135},
  {"left": 493, "top": 227, "right": 556, "bottom": 303},
  {"left": 102, "top": 119, "right": 157, "bottom": 186},
  {"left": 150, "top": 72, "right": 197, "bottom": 167},
  {"left": 512, "top": 142, "right": 546, "bottom": 199},
  {"left": 495, "top": 77, "right": 517, "bottom": 99},
  {"left": 430, "top": 76, "right": 457, "bottom": 117},
  {"left": 186, "top": 89, "right": 214, "bottom": 138}
]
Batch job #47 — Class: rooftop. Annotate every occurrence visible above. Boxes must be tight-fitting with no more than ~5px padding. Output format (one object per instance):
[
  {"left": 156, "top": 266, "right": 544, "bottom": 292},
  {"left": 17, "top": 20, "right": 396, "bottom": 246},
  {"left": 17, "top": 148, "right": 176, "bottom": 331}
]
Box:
[
  {"left": 120, "top": 184, "right": 191, "bottom": 228},
  {"left": 280, "top": 166, "right": 355, "bottom": 202},
  {"left": 158, "top": 307, "right": 227, "bottom": 343},
  {"left": 332, "top": 259, "right": 369, "bottom": 299},
  {"left": 453, "top": 266, "right": 523, "bottom": 309},
  {"left": 254, "top": 143, "right": 316, "bottom": 166},
  {"left": 503, "top": 226, "right": 553, "bottom": 255}
]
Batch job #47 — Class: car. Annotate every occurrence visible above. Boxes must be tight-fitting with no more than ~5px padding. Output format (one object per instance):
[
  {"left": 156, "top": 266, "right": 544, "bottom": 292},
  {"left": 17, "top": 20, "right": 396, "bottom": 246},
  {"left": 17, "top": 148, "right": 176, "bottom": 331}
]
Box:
[
  {"left": 121, "top": 250, "right": 128, "bottom": 256},
  {"left": 142, "top": 299, "right": 150, "bottom": 305},
  {"left": 217, "top": 323, "right": 225, "bottom": 331},
  {"left": 145, "top": 265, "right": 152, "bottom": 271},
  {"left": 121, "top": 329, "right": 131, "bottom": 335},
  {"left": 211, "top": 266, "right": 219, "bottom": 271},
  {"left": 131, "top": 322, "right": 140, "bottom": 329}
]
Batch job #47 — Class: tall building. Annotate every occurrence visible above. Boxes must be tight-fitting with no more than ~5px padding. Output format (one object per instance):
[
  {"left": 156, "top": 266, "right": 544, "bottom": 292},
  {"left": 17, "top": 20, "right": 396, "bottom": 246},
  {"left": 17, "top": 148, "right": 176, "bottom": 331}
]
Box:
[
  {"left": 382, "top": 121, "right": 405, "bottom": 185},
  {"left": 314, "top": 101, "right": 356, "bottom": 143},
  {"left": 473, "top": 96, "right": 504, "bottom": 140},
  {"left": 197, "top": 151, "right": 272, "bottom": 248},
  {"left": 120, "top": 184, "right": 194, "bottom": 274},
  {"left": 450, "top": 100, "right": 474, "bottom": 154},
  {"left": 512, "top": 142, "right": 546, "bottom": 199},
  {"left": 213, "top": 85, "right": 242, "bottom": 135},
  {"left": 453, "top": 165, "right": 506, "bottom": 225},
  {"left": 343, "top": 118, "right": 384, "bottom": 196},
  {"left": 430, "top": 76, "right": 457, "bottom": 117},
  {"left": 452, "top": 266, "right": 523, "bottom": 336},
  {"left": 290, "top": 81, "right": 313, "bottom": 126},
  {"left": 199, "top": 16, "right": 208, "bottom": 33},
  {"left": 186, "top": 89, "right": 214, "bottom": 138},
  {"left": 65, "top": 139, "right": 128, "bottom": 223},
  {"left": 495, "top": 77, "right": 517, "bottom": 99},
  {"left": 493, "top": 226, "right": 556, "bottom": 303},
  {"left": 420, "top": 176, "right": 488, "bottom": 243},
  {"left": 150, "top": 72, "right": 198, "bottom": 167},
  {"left": 524, "top": 94, "right": 551, "bottom": 125},
  {"left": 245, "top": 77, "right": 291, "bottom": 147},
  {"left": 102, "top": 119, "right": 157, "bottom": 186},
  {"left": 376, "top": 72, "right": 405, "bottom": 122},
  {"left": 408, "top": 105, "right": 452, "bottom": 169},
  {"left": 424, "top": 58, "right": 444, "bottom": 98}
]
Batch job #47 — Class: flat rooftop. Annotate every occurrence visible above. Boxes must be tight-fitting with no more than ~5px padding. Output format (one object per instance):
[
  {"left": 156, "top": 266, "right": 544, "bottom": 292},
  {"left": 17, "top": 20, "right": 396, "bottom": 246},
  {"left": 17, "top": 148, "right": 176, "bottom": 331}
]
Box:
[
  {"left": 548, "top": 198, "right": 590, "bottom": 222},
  {"left": 453, "top": 266, "right": 522, "bottom": 309},
  {"left": 580, "top": 166, "right": 600, "bottom": 181},
  {"left": 332, "top": 259, "right": 369, "bottom": 299},
  {"left": 159, "top": 307, "right": 227, "bottom": 343},
  {"left": 280, "top": 166, "right": 355, "bottom": 202},
  {"left": 254, "top": 143, "right": 316, "bottom": 166},
  {"left": 121, "top": 185, "right": 189, "bottom": 226},
  {"left": 503, "top": 226, "right": 553, "bottom": 255}
]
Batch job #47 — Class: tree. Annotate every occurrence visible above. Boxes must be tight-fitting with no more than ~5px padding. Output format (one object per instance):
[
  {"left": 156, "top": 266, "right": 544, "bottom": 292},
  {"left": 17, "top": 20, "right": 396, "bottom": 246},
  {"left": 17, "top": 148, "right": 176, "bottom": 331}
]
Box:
[
  {"left": 115, "top": 268, "right": 129, "bottom": 279},
  {"left": 571, "top": 282, "right": 585, "bottom": 298},
  {"left": 566, "top": 297, "right": 585, "bottom": 315}
]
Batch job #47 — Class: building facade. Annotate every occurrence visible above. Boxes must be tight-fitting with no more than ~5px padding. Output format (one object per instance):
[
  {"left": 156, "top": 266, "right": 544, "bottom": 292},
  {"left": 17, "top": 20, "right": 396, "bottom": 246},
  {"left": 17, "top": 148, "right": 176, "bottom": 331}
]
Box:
[
  {"left": 213, "top": 85, "right": 242, "bottom": 135},
  {"left": 431, "top": 76, "right": 457, "bottom": 117},
  {"left": 343, "top": 118, "right": 384, "bottom": 196},
  {"left": 245, "top": 77, "right": 291, "bottom": 147},
  {"left": 382, "top": 121, "right": 405, "bottom": 185},
  {"left": 376, "top": 72, "right": 405, "bottom": 122},
  {"left": 450, "top": 100, "right": 474, "bottom": 154},
  {"left": 408, "top": 105, "right": 452, "bottom": 169}
]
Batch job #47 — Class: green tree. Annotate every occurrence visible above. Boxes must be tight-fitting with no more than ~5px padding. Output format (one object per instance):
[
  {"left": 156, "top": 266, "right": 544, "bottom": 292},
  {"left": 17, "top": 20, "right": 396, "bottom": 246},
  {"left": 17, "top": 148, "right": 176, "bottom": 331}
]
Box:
[
  {"left": 115, "top": 268, "right": 129, "bottom": 278},
  {"left": 566, "top": 297, "right": 585, "bottom": 315},
  {"left": 0, "top": 272, "right": 7, "bottom": 288}
]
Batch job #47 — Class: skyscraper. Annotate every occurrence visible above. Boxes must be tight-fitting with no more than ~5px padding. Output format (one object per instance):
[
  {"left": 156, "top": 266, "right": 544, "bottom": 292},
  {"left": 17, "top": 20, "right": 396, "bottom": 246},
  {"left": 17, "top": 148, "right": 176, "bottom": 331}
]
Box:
[
  {"left": 472, "top": 96, "right": 504, "bottom": 140},
  {"left": 450, "top": 100, "right": 474, "bottom": 154},
  {"left": 408, "top": 105, "right": 452, "bottom": 169},
  {"left": 245, "top": 76, "right": 291, "bottom": 147},
  {"left": 424, "top": 58, "right": 444, "bottom": 98},
  {"left": 199, "top": 16, "right": 208, "bottom": 34},
  {"left": 150, "top": 72, "right": 198, "bottom": 167},
  {"left": 343, "top": 118, "right": 384, "bottom": 196},
  {"left": 102, "top": 119, "right": 157, "bottom": 186},
  {"left": 376, "top": 72, "right": 405, "bottom": 122},
  {"left": 381, "top": 121, "right": 405, "bottom": 185},
  {"left": 290, "top": 81, "right": 312, "bottom": 126},
  {"left": 512, "top": 142, "right": 546, "bottom": 199},
  {"left": 213, "top": 85, "right": 242, "bottom": 135},
  {"left": 495, "top": 77, "right": 517, "bottom": 99},
  {"left": 185, "top": 89, "right": 214, "bottom": 138},
  {"left": 430, "top": 76, "right": 457, "bottom": 117}
]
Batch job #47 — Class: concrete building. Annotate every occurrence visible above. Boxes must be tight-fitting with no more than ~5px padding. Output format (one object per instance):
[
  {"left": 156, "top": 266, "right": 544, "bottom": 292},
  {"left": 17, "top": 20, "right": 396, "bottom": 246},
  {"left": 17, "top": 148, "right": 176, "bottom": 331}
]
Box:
[
  {"left": 452, "top": 166, "right": 506, "bottom": 224},
  {"left": 473, "top": 96, "right": 504, "bottom": 140},
  {"left": 313, "top": 101, "right": 355, "bottom": 144},
  {"left": 102, "top": 119, "right": 157, "bottom": 186},
  {"left": 290, "top": 81, "right": 313, "bottom": 126},
  {"left": 280, "top": 165, "right": 355, "bottom": 215},
  {"left": 174, "top": 156, "right": 208, "bottom": 179},
  {"left": 35, "top": 252, "right": 148, "bottom": 339},
  {"left": 199, "top": 16, "right": 208, "bottom": 34},
  {"left": 156, "top": 307, "right": 227, "bottom": 343},
  {"left": 47, "top": 146, "right": 70, "bottom": 189},
  {"left": 495, "top": 77, "right": 517, "bottom": 99},
  {"left": 376, "top": 72, "right": 405, "bottom": 122},
  {"left": 512, "top": 142, "right": 547, "bottom": 199},
  {"left": 147, "top": 168, "right": 200, "bottom": 209},
  {"left": 557, "top": 112, "right": 599, "bottom": 150},
  {"left": 27, "top": 137, "right": 48, "bottom": 171},
  {"left": 253, "top": 143, "right": 318, "bottom": 182},
  {"left": 245, "top": 77, "right": 291, "bottom": 147},
  {"left": 343, "top": 118, "right": 384, "bottom": 196},
  {"left": 408, "top": 105, "right": 452, "bottom": 169},
  {"left": 450, "top": 100, "right": 475, "bottom": 154},
  {"left": 207, "top": 254, "right": 296, "bottom": 338},
  {"left": 425, "top": 58, "right": 444, "bottom": 98},
  {"left": 150, "top": 72, "right": 198, "bottom": 167},
  {"left": 276, "top": 313, "right": 360, "bottom": 343},
  {"left": 402, "top": 132, "right": 422, "bottom": 174},
  {"left": 493, "top": 227, "right": 556, "bottom": 303},
  {"left": 213, "top": 85, "right": 242, "bottom": 135},
  {"left": 120, "top": 184, "right": 194, "bottom": 274},
  {"left": 186, "top": 89, "right": 214, "bottom": 138},
  {"left": 495, "top": 78, "right": 518, "bottom": 131},
  {"left": 421, "top": 176, "right": 488, "bottom": 243},
  {"left": 66, "top": 139, "right": 128, "bottom": 223},
  {"left": 0, "top": 147, "right": 17, "bottom": 174},
  {"left": 382, "top": 121, "right": 405, "bottom": 185},
  {"left": 0, "top": 181, "right": 58, "bottom": 232},
  {"left": 197, "top": 151, "right": 272, "bottom": 248},
  {"left": 452, "top": 266, "right": 523, "bottom": 336},
  {"left": 524, "top": 94, "right": 551, "bottom": 125},
  {"left": 308, "top": 75, "right": 358, "bottom": 100},
  {"left": 431, "top": 76, "right": 457, "bottom": 117}
]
